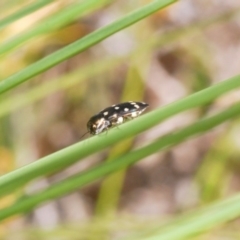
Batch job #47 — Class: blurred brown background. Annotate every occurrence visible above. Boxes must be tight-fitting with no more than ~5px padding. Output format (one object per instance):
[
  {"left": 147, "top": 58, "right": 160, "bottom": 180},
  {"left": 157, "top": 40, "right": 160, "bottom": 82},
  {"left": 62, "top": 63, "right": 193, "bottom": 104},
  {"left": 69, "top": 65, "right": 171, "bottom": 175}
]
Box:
[{"left": 1, "top": 0, "right": 240, "bottom": 238}]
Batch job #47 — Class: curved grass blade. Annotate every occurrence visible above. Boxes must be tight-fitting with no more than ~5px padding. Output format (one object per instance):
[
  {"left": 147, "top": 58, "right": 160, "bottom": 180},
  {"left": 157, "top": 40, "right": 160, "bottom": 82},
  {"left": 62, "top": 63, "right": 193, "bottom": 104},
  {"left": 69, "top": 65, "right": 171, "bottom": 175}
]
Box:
[
  {"left": 1, "top": 8, "right": 239, "bottom": 120},
  {"left": 95, "top": 66, "right": 146, "bottom": 217},
  {"left": 0, "top": 75, "right": 239, "bottom": 198},
  {"left": 127, "top": 194, "right": 240, "bottom": 240},
  {"left": 0, "top": 0, "right": 176, "bottom": 94},
  {"left": 0, "top": 101, "right": 240, "bottom": 221},
  {"left": 0, "top": 0, "right": 54, "bottom": 30},
  {"left": 0, "top": 57, "right": 121, "bottom": 119},
  {"left": 0, "top": 0, "right": 112, "bottom": 55}
]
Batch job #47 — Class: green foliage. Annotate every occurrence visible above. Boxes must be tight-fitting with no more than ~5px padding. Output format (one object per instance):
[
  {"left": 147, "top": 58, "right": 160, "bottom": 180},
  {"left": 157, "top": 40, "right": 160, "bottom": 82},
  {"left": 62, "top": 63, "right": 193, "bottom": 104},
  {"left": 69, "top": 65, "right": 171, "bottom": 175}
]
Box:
[
  {"left": 0, "top": 75, "right": 239, "bottom": 199},
  {"left": 0, "top": 100, "right": 240, "bottom": 224},
  {"left": 0, "top": 0, "right": 54, "bottom": 30},
  {"left": 1, "top": 0, "right": 240, "bottom": 239},
  {"left": 0, "top": 0, "right": 175, "bottom": 93},
  {"left": 0, "top": 0, "right": 112, "bottom": 55}
]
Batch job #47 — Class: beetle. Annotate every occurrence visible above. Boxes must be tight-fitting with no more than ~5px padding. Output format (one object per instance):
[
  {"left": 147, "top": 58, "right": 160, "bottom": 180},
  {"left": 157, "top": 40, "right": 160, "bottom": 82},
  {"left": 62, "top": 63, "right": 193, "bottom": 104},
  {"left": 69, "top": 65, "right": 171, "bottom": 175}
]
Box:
[{"left": 87, "top": 101, "right": 149, "bottom": 135}]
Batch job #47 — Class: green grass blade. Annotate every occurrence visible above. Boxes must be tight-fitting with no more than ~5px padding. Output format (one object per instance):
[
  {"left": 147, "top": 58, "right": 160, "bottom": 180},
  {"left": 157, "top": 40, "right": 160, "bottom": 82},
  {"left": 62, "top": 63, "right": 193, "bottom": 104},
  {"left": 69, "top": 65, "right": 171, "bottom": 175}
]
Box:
[
  {"left": 0, "top": 101, "right": 240, "bottom": 221},
  {"left": 1, "top": 9, "right": 236, "bottom": 118},
  {"left": 0, "top": 0, "right": 176, "bottom": 94},
  {"left": 196, "top": 133, "right": 234, "bottom": 203},
  {"left": 0, "top": 0, "right": 111, "bottom": 55},
  {"left": 128, "top": 194, "right": 240, "bottom": 240},
  {"left": 0, "top": 57, "right": 121, "bottom": 119},
  {"left": 95, "top": 66, "right": 146, "bottom": 217},
  {"left": 0, "top": 75, "right": 239, "bottom": 198},
  {"left": 0, "top": 0, "right": 54, "bottom": 30}
]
